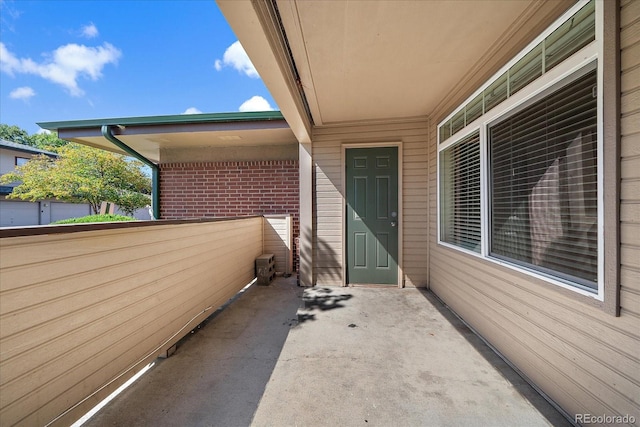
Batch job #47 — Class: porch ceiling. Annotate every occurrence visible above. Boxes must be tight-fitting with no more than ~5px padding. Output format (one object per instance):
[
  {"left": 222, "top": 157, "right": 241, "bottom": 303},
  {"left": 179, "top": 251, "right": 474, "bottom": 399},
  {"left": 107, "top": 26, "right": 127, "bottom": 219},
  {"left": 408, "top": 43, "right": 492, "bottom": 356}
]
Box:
[
  {"left": 38, "top": 113, "right": 297, "bottom": 163},
  {"left": 218, "top": 0, "right": 573, "bottom": 128}
]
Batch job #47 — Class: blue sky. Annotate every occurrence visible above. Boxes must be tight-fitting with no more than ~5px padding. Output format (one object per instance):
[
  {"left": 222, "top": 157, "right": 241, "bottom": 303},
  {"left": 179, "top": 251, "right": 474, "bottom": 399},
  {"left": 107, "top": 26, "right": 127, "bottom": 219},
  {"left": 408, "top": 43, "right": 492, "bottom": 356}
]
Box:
[{"left": 0, "top": 0, "right": 278, "bottom": 135}]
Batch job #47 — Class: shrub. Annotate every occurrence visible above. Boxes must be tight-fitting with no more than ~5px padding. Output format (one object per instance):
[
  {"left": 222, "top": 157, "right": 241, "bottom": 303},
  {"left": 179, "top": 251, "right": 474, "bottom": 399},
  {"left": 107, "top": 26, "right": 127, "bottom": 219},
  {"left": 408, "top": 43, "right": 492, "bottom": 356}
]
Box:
[{"left": 52, "top": 214, "right": 137, "bottom": 224}]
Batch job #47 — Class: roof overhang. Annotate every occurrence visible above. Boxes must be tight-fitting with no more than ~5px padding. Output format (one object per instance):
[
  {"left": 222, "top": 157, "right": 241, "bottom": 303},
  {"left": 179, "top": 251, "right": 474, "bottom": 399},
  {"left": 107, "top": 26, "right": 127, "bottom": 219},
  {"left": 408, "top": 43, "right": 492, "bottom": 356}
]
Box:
[
  {"left": 37, "top": 112, "right": 297, "bottom": 163},
  {"left": 217, "top": 0, "right": 574, "bottom": 128},
  {"left": 0, "top": 140, "right": 58, "bottom": 158}
]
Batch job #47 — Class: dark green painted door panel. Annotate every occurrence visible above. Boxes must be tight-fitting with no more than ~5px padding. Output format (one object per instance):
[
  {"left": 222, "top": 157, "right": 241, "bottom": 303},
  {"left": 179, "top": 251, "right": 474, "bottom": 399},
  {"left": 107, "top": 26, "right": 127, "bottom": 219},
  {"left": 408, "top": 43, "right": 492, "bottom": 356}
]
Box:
[{"left": 346, "top": 147, "right": 398, "bottom": 285}]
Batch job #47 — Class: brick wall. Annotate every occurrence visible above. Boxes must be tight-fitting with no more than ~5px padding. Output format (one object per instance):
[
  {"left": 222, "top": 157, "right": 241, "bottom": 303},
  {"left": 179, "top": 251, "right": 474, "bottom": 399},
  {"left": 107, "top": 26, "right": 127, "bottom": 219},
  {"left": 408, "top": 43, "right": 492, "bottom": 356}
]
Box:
[{"left": 160, "top": 160, "right": 299, "bottom": 270}]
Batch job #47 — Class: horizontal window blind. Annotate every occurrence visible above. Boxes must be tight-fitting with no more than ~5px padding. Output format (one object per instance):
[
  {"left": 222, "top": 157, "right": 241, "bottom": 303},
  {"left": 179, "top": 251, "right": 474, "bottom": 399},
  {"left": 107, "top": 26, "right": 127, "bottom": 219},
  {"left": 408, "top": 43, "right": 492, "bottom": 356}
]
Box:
[
  {"left": 440, "top": 132, "right": 481, "bottom": 252},
  {"left": 489, "top": 69, "right": 598, "bottom": 288}
]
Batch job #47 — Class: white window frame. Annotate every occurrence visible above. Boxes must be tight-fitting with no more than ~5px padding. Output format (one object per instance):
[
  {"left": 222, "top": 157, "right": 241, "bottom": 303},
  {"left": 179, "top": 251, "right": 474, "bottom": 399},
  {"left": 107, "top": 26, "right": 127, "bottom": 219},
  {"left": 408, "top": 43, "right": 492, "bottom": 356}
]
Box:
[
  {"left": 437, "top": 125, "right": 482, "bottom": 258},
  {"left": 437, "top": 0, "right": 603, "bottom": 300}
]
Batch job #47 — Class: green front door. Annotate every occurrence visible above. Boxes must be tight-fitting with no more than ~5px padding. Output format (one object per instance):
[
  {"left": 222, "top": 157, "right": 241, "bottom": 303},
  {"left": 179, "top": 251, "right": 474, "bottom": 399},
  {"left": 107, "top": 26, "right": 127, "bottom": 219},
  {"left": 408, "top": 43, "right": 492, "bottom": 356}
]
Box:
[{"left": 346, "top": 147, "right": 399, "bottom": 285}]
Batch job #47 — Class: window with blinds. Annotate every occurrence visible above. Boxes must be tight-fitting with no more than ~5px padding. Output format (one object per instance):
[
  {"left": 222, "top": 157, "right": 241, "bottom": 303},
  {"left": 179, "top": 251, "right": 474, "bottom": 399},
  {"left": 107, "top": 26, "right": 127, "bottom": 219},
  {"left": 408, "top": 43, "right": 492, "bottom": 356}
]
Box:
[
  {"left": 436, "top": 0, "right": 601, "bottom": 294},
  {"left": 489, "top": 69, "right": 598, "bottom": 288},
  {"left": 440, "top": 132, "right": 481, "bottom": 252}
]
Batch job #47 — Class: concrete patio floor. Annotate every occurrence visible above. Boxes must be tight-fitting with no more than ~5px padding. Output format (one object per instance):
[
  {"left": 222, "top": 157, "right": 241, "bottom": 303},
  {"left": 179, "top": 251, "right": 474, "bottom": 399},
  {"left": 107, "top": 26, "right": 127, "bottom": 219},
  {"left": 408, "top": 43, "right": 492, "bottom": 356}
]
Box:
[{"left": 83, "top": 276, "right": 571, "bottom": 427}]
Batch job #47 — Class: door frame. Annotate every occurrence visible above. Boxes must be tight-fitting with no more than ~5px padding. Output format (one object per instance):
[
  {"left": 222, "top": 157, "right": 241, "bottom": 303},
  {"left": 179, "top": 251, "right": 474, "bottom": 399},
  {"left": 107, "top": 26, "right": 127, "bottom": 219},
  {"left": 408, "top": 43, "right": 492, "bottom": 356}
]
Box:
[{"left": 342, "top": 142, "right": 403, "bottom": 288}]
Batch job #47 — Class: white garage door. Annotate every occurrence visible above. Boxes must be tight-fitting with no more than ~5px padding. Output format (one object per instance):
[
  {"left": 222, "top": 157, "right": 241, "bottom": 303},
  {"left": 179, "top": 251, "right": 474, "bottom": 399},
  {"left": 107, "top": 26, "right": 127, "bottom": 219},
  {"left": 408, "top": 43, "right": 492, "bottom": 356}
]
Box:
[
  {"left": 0, "top": 200, "right": 39, "bottom": 227},
  {"left": 50, "top": 202, "right": 92, "bottom": 223}
]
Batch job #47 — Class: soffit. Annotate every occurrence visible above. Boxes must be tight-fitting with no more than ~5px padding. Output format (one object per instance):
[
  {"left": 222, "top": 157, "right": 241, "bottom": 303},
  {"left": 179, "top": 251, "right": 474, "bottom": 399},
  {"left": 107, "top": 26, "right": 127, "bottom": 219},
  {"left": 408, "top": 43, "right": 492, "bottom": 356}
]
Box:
[
  {"left": 276, "top": 0, "right": 569, "bottom": 125},
  {"left": 39, "top": 116, "right": 297, "bottom": 163}
]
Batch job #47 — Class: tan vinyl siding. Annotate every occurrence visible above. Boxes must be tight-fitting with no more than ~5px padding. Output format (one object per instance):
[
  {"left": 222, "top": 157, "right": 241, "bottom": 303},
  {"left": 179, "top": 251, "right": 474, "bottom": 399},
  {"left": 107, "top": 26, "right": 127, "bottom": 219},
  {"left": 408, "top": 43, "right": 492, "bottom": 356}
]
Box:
[
  {"left": 264, "top": 214, "right": 293, "bottom": 274},
  {"left": 313, "top": 137, "right": 343, "bottom": 285},
  {"left": 428, "top": 1, "right": 640, "bottom": 420},
  {"left": 0, "top": 218, "right": 263, "bottom": 426},
  {"left": 312, "top": 119, "right": 429, "bottom": 287},
  {"left": 621, "top": 0, "right": 640, "bottom": 315}
]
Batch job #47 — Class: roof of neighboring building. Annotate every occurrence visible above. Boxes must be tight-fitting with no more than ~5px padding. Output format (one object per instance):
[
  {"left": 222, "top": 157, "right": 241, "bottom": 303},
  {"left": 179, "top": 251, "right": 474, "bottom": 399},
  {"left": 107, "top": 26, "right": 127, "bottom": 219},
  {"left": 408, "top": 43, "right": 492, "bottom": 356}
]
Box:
[
  {"left": 37, "top": 111, "right": 287, "bottom": 131},
  {"left": 0, "top": 185, "right": 15, "bottom": 195},
  {"left": 0, "top": 140, "right": 58, "bottom": 158},
  {"left": 36, "top": 111, "right": 297, "bottom": 163}
]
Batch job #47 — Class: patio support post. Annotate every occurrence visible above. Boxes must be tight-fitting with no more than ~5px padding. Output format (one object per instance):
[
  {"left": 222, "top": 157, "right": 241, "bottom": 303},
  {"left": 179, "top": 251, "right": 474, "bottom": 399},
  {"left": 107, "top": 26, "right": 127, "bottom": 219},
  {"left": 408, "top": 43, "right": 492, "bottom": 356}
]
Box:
[{"left": 299, "top": 141, "right": 314, "bottom": 286}]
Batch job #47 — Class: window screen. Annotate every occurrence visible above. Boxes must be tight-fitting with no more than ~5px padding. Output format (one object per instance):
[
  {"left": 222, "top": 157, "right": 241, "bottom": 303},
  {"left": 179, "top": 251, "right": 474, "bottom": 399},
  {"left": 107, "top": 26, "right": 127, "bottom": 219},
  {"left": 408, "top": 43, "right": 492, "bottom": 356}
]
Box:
[
  {"left": 489, "top": 69, "right": 598, "bottom": 288},
  {"left": 440, "top": 132, "right": 481, "bottom": 252}
]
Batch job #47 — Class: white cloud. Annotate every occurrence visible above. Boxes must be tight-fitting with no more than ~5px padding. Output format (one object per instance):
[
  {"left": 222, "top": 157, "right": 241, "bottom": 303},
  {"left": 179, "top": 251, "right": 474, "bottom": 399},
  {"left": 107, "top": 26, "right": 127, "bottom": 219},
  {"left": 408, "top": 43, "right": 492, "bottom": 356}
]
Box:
[
  {"left": 182, "top": 107, "right": 202, "bottom": 114},
  {"left": 215, "top": 41, "right": 259, "bottom": 78},
  {"left": 36, "top": 128, "right": 51, "bottom": 135},
  {"left": 0, "top": 42, "right": 21, "bottom": 74},
  {"left": 0, "top": 41, "right": 121, "bottom": 96},
  {"left": 238, "top": 96, "right": 274, "bottom": 112},
  {"left": 81, "top": 23, "right": 99, "bottom": 39},
  {"left": 9, "top": 86, "right": 35, "bottom": 100}
]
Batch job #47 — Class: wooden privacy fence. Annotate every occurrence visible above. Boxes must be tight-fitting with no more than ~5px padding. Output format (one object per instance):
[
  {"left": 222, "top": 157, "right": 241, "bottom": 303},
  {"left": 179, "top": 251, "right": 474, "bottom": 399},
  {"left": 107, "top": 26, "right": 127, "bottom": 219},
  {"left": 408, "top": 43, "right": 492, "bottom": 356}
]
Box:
[{"left": 0, "top": 217, "right": 264, "bottom": 426}]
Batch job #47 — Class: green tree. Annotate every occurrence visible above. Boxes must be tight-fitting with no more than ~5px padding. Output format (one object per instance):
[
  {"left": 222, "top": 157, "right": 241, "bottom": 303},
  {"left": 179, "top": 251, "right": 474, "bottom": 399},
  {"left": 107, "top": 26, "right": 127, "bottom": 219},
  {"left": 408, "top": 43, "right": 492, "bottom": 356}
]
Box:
[
  {"left": 0, "top": 124, "right": 31, "bottom": 145},
  {"left": 0, "top": 123, "right": 69, "bottom": 150},
  {"left": 28, "top": 131, "right": 69, "bottom": 151},
  {"left": 1, "top": 143, "right": 151, "bottom": 215}
]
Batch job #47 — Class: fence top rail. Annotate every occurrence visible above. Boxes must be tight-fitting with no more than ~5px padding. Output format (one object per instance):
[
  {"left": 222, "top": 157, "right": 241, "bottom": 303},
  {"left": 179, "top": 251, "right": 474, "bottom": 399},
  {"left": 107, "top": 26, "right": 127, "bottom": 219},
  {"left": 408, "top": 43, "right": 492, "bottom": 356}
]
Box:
[{"left": 0, "top": 216, "right": 262, "bottom": 239}]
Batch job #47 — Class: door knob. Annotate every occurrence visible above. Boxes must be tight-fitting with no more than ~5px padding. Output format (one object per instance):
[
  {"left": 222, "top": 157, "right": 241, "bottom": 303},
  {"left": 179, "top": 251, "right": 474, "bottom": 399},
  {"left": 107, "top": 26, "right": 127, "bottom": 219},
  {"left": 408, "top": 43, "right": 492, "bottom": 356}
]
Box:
[{"left": 391, "top": 221, "right": 397, "bottom": 227}]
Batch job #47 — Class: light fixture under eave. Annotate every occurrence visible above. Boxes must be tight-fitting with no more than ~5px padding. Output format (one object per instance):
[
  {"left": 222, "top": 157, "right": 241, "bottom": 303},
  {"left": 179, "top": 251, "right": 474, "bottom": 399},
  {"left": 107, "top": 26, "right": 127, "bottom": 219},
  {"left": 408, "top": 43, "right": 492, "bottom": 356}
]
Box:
[{"left": 218, "top": 135, "right": 242, "bottom": 141}]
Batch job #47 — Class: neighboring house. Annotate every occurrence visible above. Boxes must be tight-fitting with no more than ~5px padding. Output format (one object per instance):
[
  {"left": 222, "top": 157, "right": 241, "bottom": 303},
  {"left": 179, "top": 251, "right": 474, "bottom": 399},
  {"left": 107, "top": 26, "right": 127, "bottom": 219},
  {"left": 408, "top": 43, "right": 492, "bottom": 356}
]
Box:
[
  {"left": 0, "top": 139, "right": 151, "bottom": 225},
  {"left": 38, "top": 0, "right": 639, "bottom": 423},
  {"left": 0, "top": 139, "right": 92, "bottom": 226}
]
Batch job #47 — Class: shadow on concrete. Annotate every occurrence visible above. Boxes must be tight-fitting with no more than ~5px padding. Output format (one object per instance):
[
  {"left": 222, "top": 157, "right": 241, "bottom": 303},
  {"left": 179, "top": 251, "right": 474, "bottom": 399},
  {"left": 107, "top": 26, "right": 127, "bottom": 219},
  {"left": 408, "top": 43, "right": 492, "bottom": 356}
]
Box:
[
  {"left": 303, "top": 288, "right": 352, "bottom": 310},
  {"left": 297, "top": 287, "right": 353, "bottom": 324},
  {"left": 82, "top": 276, "right": 306, "bottom": 427},
  {"left": 416, "top": 288, "right": 572, "bottom": 427}
]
